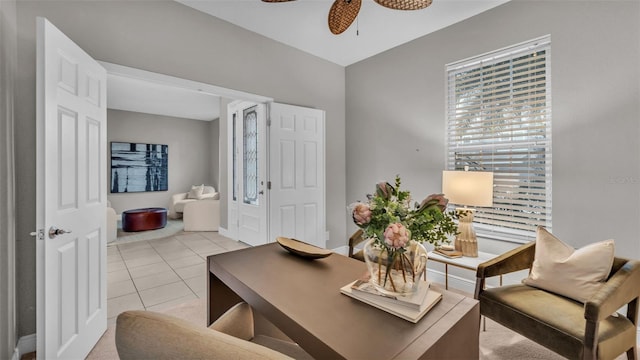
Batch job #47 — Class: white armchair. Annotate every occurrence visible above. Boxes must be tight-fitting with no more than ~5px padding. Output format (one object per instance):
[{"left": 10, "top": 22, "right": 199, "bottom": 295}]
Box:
[
  {"left": 169, "top": 185, "right": 220, "bottom": 232},
  {"left": 183, "top": 199, "right": 220, "bottom": 231},
  {"left": 168, "top": 185, "right": 218, "bottom": 219},
  {"left": 106, "top": 201, "right": 118, "bottom": 243}
]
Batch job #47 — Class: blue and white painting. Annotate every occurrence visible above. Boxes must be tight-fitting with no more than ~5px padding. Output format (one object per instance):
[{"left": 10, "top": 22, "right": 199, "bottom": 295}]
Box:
[{"left": 110, "top": 142, "right": 168, "bottom": 193}]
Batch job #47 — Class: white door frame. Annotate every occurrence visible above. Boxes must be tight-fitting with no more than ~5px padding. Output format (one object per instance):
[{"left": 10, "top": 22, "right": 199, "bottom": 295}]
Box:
[
  {"left": 98, "top": 61, "right": 273, "bottom": 104},
  {"left": 227, "top": 102, "right": 326, "bottom": 248}
]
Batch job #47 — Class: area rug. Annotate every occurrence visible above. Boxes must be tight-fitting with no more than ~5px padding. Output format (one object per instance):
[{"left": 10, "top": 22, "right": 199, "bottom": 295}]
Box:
[
  {"left": 87, "top": 297, "right": 590, "bottom": 360},
  {"left": 114, "top": 219, "right": 185, "bottom": 244}
]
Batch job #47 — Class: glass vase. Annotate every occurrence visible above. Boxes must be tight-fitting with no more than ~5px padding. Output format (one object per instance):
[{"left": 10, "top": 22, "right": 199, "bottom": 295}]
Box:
[{"left": 363, "top": 238, "right": 428, "bottom": 296}]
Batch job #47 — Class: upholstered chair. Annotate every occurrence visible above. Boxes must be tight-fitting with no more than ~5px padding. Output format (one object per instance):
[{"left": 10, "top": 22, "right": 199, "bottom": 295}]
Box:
[
  {"left": 183, "top": 198, "right": 220, "bottom": 231},
  {"left": 475, "top": 241, "right": 640, "bottom": 360},
  {"left": 168, "top": 185, "right": 218, "bottom": 219},
  {"left": 116, "top": 302, "right": 313, "bottom": 360},
  {"left": 106, "top": 200, "right": 118, "bottom": 243},
  {"left": 348, "top": 229, "right": 365, "bottom": 262}
]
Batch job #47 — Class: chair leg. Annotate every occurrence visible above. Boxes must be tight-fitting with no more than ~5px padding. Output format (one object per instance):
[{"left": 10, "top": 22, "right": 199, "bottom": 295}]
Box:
[{"left": 627, "top": 345, "right": 637, "bottom": 360}]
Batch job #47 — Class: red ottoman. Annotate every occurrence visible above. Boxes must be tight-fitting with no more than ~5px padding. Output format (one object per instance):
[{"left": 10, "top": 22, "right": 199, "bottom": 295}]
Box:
[{"left": 122, "top": 208, "right": 167, "bottom": 232}]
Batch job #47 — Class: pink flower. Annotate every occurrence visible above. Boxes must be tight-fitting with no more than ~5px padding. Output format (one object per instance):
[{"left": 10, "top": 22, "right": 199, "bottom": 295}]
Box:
[
  {"left": 352, "top": 203, "right": 372, "bottom": 225},
  {"left": 384, "top": 223, "right": 410, "bottom": 249},
  {"left": 419, "top": 193, "right": 449, "bottom": 212}
]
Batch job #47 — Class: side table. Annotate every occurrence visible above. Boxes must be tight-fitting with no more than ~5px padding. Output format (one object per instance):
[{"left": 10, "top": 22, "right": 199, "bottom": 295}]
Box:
[
  {"left": 428, "top": 250, "right": 500, "bottom": 331},
  {"left": 427, "top": 251, "right": 502, "bottom": 290}
]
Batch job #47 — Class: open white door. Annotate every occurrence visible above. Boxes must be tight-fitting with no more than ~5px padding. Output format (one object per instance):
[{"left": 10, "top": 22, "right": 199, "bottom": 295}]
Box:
[
  {"left": 228, "top": 101, "right": 267, "bottom": 246},
  {"left": 36, "top": 18, "right": 107, "bottom": 359},
  {"left": 269, "top": 103, "right": 325, "bottom": 248}
]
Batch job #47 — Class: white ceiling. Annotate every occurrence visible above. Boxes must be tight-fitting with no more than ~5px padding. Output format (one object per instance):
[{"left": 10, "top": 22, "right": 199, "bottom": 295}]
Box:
[
  {"left": 177, "top": 0, "right": 510, "bottom": 66},
  {"left": 107, "top": 0, "right": 509, "bottom": 120}
]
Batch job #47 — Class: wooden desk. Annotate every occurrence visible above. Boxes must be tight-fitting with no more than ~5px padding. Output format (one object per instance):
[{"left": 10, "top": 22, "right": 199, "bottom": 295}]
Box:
[{"left": 208, "top": 243, "right": 480, "bottom": 359}]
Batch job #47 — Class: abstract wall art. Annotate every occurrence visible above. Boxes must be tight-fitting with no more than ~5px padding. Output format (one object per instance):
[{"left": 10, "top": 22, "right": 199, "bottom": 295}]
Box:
[{"left": 110, "top": 142, "right": 168, "bottom": 193}]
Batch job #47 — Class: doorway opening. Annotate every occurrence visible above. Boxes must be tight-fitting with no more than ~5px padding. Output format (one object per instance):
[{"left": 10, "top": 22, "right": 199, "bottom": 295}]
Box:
[{"left": 101, "top": 62, "right": 271, "bottom": 325}]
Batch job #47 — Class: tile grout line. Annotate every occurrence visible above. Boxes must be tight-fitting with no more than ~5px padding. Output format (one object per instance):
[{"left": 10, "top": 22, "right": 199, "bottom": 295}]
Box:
[{"left": 108, "top": 229, "right": 250, "bottom": 319}]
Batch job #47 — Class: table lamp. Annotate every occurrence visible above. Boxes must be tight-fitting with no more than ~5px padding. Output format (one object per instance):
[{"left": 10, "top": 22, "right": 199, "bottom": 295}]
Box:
[{"left": 442, "top": 169, "right": 494, "bottom": 257}]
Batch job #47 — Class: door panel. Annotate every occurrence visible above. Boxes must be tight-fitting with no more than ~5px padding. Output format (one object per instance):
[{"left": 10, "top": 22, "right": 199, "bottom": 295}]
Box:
[
  {"left": 228, "top": 102, "right": 267, "bottom": 246},
  {"left": 37, "top": 17, "right": 107, "bottom": 359},
  {"left": 269, "top": 103, "right": 325, "bottom": 248}
]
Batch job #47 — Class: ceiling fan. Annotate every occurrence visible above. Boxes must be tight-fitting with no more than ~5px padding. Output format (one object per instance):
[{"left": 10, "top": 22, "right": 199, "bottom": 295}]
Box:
[{"left": 262, "top": 0, "right": 433, "bottom": 35}]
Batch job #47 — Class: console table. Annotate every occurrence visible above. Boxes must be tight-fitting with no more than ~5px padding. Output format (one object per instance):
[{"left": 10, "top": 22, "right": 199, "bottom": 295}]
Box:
[{"left": 207, "top": 243, "right": 480, "bottom": 359}]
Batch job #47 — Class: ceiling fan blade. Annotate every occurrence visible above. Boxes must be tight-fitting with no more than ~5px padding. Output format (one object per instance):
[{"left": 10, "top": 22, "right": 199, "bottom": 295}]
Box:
[
  {"left": 374, "top": 0, "right": 432, "bottom": 10},
  {"left": 328, "top": 0, "right": 362, "bottom": 35}
]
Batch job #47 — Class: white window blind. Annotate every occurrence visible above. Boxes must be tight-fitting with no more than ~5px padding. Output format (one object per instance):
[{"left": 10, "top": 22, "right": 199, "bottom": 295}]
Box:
[{"left": 445, "top": 36, "right": 552, "bottom": 240}]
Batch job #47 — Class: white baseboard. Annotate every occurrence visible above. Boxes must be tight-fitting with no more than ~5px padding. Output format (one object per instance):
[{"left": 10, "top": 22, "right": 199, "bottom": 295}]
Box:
[
  {"left": 426, "top": 269, "right": 476, "bottom": 295},
  {"left": 218, "top": 226, "right": 229, "bottom": 238},
  {"left": 12, "top": 333, "right": 36, "bottom": 360},
  {"left": 331, "top": 245, "right": 349, "bottom": 256}
]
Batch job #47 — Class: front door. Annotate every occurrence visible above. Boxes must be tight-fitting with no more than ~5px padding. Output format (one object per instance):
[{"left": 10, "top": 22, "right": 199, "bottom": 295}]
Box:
[
  {"left": 268, "top": 103, "right": 326, "bottom": 248},
  {"left": 36, "top": 18, "right": 107, "bottom": 359},
  {"left": 228, "top": 101, "right": 267, "bottom": 246}
]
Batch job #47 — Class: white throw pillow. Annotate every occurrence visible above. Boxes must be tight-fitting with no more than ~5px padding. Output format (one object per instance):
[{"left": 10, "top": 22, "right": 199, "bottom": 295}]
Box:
[
  {"left": 187, "top": 185, "right": 204, "bottom": 199},
  {"left": 202, "top": 185, "right": 216, "bottom": 194},
  {"left": 523, "top": 227, "right": 614, "bottom": 303}
]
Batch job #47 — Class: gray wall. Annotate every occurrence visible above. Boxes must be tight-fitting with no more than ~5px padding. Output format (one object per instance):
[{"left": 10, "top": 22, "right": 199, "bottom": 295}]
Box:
[
  {"left": 15, "top": 0, "right": 346, "bottom": 337},
  {"left": 346, "top": 0, "right": 640, "bottom": 259},
  {"left": 107, "top": 109, "right": 215, "bottom": 214}
]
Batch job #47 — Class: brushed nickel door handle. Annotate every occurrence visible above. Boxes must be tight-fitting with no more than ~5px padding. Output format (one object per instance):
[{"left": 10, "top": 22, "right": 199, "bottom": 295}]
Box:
[{"left": 49, "top": 227, "right": 72, "bottom": 239}]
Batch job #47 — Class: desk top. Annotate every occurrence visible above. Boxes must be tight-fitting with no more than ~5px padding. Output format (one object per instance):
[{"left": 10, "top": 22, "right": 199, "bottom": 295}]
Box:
[{"left": 208, "top": 243, "right": 479, "bottom": 359}]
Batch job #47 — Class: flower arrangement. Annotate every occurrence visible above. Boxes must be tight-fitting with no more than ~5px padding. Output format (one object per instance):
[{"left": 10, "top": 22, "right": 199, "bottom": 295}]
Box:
[
  {"left": 351, "top": 175, "right": 458, "bottom": 249},
  {"left": 350, "top": 176, "right": 458, "bottom": 294}
]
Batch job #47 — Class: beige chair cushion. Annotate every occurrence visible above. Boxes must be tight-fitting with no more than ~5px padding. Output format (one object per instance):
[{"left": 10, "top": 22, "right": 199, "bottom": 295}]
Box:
[
  {"left": 480, "top": 284, "right": 637, "bottom": 359},
  {"left": 116, "top": 310, "right": 293, "bottom": 360},
  {"left": 523, "top": 227, "right": 614, "bottom": 302}
]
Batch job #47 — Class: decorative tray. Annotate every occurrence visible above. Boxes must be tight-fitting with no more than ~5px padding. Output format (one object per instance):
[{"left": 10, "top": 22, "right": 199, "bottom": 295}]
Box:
[{"left": 276, "top": 237, "right": 332, "bottom": 259}]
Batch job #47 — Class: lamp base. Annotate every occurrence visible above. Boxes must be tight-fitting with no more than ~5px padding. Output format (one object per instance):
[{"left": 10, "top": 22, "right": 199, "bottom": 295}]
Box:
[{"left": 454, "top": 208, "right": 478, "bottom": 257}]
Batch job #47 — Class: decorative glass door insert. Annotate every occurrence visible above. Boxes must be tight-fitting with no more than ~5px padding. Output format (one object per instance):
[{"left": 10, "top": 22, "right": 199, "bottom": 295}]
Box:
[{"left": 243, "top": 106, "right": 259, "bottom": 205}]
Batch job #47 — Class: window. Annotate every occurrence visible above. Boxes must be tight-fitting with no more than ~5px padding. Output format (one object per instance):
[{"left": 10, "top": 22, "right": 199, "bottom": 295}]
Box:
[{"left": 445, "top": 36, "right": 552, "bottom": 240}]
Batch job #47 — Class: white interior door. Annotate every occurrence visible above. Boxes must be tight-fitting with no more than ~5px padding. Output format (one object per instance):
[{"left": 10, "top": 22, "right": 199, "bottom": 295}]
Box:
[
  {"left": 36, "top": 17, "right": 107, "bottom": 359},
  {"left": 228, "top": 101, "right": 267, "bottom": 246},
  {"left": 269, "top": 103, "right": 326, "bottom": 248}
]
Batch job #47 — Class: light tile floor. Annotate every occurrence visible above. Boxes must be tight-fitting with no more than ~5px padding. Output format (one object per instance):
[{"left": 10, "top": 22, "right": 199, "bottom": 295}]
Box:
[{"left": 107, "top": 231, "right": 249, "bottom": 324}]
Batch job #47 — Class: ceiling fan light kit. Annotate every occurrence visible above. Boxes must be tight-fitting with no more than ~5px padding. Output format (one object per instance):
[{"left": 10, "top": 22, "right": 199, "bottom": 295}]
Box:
[{"left": 262, "top": 0, "right": 433, "bottom": 35}]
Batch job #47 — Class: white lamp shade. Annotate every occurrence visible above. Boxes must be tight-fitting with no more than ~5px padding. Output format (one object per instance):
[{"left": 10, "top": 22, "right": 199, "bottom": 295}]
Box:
[{"left": 442, "top": 171, "right": 494, "bottom": 207}]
